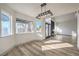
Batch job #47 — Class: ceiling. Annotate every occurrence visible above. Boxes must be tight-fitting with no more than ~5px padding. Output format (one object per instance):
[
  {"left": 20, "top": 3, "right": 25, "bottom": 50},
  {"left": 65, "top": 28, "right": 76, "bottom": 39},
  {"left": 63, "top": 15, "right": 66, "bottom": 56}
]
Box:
[{"left": 5, "top": 3, "right": 79, "bottom": 18}]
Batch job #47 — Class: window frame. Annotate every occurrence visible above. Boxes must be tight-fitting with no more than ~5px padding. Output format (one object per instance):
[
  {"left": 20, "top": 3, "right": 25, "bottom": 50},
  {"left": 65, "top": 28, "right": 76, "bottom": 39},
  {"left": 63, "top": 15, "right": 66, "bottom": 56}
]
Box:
[
  {"left": 0, "top": 10, "right": 12, "bottom": 37},
  {"left": 16, "top": 18, "right": 34, "bottom": 34}
]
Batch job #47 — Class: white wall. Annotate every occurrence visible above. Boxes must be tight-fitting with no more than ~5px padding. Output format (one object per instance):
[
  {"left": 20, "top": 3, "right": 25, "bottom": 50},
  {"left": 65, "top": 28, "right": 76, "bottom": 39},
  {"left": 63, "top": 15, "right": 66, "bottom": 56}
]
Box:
[
  {"left": 15, "top": 33, "right": 42, "bottom": 45},
  {"left": 0, "top": 4, "right": 42, "bottom": 55},
  {"left": 55, "top": 12, "right": 77, "bottom": 36}
]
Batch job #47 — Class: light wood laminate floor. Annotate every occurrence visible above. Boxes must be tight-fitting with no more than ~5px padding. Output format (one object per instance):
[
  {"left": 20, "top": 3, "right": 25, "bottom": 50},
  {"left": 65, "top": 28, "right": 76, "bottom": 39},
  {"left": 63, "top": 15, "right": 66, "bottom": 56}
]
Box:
[{"left": 5, "top": 35, "right": 79, "bottom": 56}]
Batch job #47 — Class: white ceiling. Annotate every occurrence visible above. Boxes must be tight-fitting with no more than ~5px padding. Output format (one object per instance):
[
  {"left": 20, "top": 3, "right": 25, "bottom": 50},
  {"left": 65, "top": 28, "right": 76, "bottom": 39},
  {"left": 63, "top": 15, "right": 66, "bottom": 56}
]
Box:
[
  {"left": 6, "top": 3, "right": 41, "bottom": 17},
  {"left": 6, "top": 3, "right": 79, "bottom": 18}
]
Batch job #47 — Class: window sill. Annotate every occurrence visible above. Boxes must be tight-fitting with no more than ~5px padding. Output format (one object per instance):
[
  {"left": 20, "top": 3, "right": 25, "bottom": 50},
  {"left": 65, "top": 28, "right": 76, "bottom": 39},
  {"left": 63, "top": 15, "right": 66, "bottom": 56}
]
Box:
[
  {"left": 16, "top": 32, "right": 34, "bottom": 35},
  {"left": 0, "top": 34, "right": 14, "bottom": 38}
]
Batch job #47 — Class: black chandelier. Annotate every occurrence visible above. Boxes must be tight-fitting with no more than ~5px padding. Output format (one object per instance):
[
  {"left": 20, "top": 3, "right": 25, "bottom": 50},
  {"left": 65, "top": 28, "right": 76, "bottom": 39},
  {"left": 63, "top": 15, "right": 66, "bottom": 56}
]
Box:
[{"left": 36, "top": 3, "right": 53, "bottom": 19}]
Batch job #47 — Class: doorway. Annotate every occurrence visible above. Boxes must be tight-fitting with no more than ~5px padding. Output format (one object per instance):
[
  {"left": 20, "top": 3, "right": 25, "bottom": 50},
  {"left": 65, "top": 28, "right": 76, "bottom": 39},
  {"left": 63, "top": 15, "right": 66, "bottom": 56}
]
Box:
[{"left": 45, "top": 20, "right": 55, "bottom": 38}]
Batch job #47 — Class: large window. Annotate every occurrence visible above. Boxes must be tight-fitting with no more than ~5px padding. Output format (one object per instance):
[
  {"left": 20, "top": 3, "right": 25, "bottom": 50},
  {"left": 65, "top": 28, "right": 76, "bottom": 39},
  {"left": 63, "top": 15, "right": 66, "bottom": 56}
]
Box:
[
  {"left": 16, "top": 18, "right": 34, "bottom": 34},
  {"left": 1, "top": 11, "right": 12, "bottom": 37}
]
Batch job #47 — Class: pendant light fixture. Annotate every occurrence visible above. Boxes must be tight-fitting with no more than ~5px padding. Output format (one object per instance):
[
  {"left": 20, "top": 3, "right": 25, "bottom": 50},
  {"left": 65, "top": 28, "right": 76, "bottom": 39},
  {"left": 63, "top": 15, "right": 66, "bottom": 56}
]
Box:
[{"left": 36, "top": 3, "right": 53, "bottom": 19}]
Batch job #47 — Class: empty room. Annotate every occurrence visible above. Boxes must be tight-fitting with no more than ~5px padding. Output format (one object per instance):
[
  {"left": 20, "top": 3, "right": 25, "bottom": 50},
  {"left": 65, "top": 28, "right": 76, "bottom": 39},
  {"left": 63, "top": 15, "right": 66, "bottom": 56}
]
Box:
[{"left": 0, "top": 3, "right": 79, "bottom": 56}]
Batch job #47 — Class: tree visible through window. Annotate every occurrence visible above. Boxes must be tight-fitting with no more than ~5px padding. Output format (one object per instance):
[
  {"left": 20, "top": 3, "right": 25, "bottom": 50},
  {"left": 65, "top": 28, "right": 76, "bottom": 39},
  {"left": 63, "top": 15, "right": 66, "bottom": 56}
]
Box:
[{"left": 35, "top": 19, "right": 42, "bottom": 32}]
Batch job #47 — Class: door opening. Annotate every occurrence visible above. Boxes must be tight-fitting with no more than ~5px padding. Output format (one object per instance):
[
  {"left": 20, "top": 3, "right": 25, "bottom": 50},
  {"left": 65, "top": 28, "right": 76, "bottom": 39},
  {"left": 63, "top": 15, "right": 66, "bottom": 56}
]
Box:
[{"left": 45, "top": 20, "right": 55, "bottom": 38}]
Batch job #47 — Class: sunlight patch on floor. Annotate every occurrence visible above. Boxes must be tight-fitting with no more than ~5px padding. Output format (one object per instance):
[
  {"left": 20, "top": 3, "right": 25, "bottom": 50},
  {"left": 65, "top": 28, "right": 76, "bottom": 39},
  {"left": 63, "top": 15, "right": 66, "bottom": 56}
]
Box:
[
  {"left": 42, "top": 43, "right": 73, "bottom": 51},
  {"left": 44, "top": 40, "right": 62, "bottom": 43}
]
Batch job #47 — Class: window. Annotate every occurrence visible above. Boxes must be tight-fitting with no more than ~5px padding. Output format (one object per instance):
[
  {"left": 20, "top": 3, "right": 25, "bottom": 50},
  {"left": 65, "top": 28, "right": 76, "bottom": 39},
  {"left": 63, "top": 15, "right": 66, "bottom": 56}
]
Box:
[
  {"left": 16, "top": 22, "right": 26, "bottom": 33},
  {"left": 35, "top": 19, "right": 42, "bottom": 32},
  {"left": 1, "top": 11, "right": 12, "bottom": 37},
  {"left": 27, "top": 22, "right": 34, "bottom": 32},
  {"left": 16, "top": 18, "right": 34, "bottom": 34},
  {"left": 45, "top": 17, "right": 51, "bottom": 24},
  {"left": 30, "top": 22, "right": 34, "bottom": 32}
]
